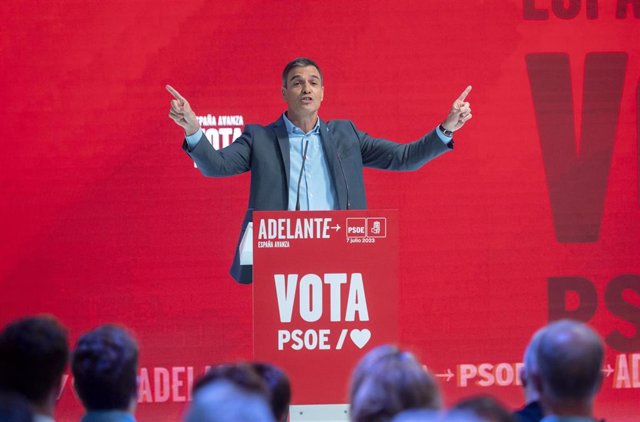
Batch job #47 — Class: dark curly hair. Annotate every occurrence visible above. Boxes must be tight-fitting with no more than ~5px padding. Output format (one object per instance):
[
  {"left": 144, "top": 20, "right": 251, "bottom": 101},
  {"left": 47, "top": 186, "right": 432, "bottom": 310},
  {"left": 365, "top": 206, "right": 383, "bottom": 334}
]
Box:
[{"left": 72, "top": 325, "right": 138, "bottom": 410}]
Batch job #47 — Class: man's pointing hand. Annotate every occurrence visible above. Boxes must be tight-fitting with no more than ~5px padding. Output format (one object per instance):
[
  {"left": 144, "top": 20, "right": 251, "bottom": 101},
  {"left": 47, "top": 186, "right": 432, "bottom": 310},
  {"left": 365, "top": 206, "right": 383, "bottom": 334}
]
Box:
[
  {"left": 442, "top": 85, "right": 473, "bottom": 133},
  {"left": 166, "top": 85, "right": 201, "bottom": 136}
]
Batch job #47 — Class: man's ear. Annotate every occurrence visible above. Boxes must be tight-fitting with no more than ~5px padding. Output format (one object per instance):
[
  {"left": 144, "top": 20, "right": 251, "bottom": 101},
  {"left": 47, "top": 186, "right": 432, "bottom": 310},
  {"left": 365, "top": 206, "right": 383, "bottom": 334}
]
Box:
[
  {"left": 519, "top": 367, "right": 528, "bottom": 388},
  {"left": 531, "top": 372, "right": 544, "bottom": 395},
  {"left": 282, "top": 86, "right": 286, "bottom": 99}
]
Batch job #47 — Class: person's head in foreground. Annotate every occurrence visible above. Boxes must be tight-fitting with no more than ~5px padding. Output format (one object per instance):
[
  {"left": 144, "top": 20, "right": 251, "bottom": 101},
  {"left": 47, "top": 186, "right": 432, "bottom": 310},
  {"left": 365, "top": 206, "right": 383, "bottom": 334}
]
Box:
[
  {"left": 252, "top": 362, "right": 291, "bottom": 422},
  {"left": 72, "top": 325, "right": 139, "bottom": 415},
  {"left": 451, "top": 395, "right": 517, "bottom": 422},
  {"left": 0, "top": 315, "right": 68, "bottom": 419},
  {"left": 185, "top": 363, "right": 274, "bottom": 422},
  {"left": 350, "top": 344, "right": 441, "bottom": 422},
  {"left": 531, "top": 319, "right": 604, "bottom": 419}
]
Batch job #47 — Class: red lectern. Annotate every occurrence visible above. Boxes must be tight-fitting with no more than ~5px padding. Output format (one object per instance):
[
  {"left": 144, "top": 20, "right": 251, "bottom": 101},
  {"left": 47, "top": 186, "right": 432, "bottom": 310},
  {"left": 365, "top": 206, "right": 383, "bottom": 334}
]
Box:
[{"left": 252, "top": 210, "right": 399, "bottom": 417}]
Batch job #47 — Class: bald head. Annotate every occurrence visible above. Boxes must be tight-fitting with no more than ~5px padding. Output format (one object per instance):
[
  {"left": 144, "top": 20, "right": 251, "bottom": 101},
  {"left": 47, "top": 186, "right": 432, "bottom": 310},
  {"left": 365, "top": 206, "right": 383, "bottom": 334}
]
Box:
[{"left": 535, "top": 320, "right": 604, "bottom": 402}]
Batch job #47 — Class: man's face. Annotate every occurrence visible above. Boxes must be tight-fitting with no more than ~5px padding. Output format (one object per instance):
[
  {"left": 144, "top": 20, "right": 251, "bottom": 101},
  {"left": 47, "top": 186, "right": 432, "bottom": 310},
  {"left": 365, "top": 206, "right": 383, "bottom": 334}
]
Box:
[{"left": 282, "top": 65, "right": 324, "bottom": 118}]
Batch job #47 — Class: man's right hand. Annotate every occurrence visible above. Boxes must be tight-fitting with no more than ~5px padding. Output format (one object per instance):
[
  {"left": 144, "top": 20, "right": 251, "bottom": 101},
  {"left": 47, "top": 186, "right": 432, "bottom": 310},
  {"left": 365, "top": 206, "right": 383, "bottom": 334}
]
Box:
[{"left": 166, "top": 85, "right": 201, "bottom": 136}]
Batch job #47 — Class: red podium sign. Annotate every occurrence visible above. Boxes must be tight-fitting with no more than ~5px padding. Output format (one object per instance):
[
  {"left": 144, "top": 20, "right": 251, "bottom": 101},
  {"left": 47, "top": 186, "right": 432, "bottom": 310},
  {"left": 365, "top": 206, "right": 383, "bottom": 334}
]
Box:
[{"left": 253, "top": 210, "right": 399, "bottom": 404}]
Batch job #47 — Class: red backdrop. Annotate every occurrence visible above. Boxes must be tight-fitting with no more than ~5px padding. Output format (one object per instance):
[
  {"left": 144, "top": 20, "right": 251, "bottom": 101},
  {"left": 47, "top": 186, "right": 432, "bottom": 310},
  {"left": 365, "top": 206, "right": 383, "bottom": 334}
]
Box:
[{"left": 1, "top": 1, "right": 639, "bottom": 421}]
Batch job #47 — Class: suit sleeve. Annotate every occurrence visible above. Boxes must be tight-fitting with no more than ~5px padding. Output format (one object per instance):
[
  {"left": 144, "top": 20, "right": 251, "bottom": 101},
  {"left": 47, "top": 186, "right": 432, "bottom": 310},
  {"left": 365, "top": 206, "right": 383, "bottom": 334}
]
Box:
[
  {"left": 182, "top": 127, "right": 253, "bottom": 177},
  {"left": 350, "top": 121, "right": 453, "bottom": 171}
]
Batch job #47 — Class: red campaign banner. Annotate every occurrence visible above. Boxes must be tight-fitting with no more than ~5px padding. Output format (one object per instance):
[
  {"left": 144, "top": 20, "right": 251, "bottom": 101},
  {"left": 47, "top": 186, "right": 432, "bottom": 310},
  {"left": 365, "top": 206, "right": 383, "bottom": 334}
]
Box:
[
  {"left": 1, "top": 1, "right": 639, "bottom": 421},
  {"left": 253, "top": 210, "right": 398, "bottom": 404}
]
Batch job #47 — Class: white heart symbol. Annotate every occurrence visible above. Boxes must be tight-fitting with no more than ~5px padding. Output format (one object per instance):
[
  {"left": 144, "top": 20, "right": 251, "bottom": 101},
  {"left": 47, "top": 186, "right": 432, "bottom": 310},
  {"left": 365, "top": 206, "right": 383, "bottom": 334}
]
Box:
[{"left": 350, "top": 329, "right": 371, "bottom": 349}]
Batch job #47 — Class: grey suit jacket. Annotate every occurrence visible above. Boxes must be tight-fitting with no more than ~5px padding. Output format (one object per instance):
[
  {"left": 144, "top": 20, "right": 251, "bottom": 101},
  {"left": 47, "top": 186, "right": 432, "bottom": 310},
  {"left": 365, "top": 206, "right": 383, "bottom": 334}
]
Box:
[{"left": 184, "top": 116, "right": 452, "bottom": 283}]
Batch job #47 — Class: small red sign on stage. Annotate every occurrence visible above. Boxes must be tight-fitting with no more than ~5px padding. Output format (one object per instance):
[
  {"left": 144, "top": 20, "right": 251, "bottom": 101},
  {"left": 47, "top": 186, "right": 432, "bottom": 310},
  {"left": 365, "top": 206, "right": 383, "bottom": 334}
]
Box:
[{"left": 253, "top": 210, "right": 399, "bottom": 404}]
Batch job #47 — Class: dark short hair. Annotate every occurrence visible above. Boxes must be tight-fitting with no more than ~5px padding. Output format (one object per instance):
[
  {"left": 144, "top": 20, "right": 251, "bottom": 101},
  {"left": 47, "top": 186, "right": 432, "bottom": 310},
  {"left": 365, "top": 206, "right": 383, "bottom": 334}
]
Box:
[
  {"left": 193, "top": 363, "right": 269, "bottom": 397},
  {"left": 350, "top": 345, "right": 441, "bottom": 422},
  {"left": 0, "top": 315, "right": 69, "bottom": 404},
  {"left": 72, "top": 325, "right": 139, "bottom": 411},
  {"left": 536, "top": 319, "right": 604, "bottom": 401},
  {"left": 282, "top": 57, "right": 323, "bottom": 87},
  {"left": 451, "top": 395, "right": 517, "bottom": 422},
  {"left": 252, "top": 363, "right": 291, "bottom": 422}
]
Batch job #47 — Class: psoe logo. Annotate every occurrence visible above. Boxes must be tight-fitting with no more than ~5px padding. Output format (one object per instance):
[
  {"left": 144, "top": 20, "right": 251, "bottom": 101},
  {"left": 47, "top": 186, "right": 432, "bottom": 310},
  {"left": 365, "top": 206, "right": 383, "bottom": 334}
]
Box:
[
  {"left": 367, "top": 218, "right": 386, "bottom": 238},
  {"left": 346, "top": 217, "right": 387, "bottom": 239}
]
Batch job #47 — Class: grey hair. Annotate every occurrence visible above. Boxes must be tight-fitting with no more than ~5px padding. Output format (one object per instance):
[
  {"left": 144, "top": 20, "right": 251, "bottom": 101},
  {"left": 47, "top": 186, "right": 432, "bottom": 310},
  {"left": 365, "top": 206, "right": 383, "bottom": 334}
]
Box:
[{"left": 536, "top": 319, "right": 604, "bottom": 401}]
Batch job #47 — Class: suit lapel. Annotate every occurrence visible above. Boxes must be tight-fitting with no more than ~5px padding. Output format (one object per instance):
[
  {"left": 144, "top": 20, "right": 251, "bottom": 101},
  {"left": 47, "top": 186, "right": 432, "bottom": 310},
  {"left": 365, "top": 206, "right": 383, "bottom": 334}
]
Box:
[
  {"left": 272, "top": 117, "right": 290, "bottom": 194},
  {"left": 320, "top": 120, "right": 347, "bottom": 210}
]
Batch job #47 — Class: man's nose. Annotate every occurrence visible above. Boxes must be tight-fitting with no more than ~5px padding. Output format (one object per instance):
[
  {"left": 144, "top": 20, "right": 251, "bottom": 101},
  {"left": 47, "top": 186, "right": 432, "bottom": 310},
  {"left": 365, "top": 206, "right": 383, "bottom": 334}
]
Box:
[{"left": 302, "top": 83, "right": 311, "bottom": 93}]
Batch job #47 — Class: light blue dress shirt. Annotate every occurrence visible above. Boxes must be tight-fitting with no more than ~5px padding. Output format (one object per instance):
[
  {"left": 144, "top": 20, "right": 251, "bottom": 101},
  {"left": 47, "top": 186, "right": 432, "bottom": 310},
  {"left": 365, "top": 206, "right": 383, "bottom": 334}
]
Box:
[
  {"left": 185, "top": 117, "right": 452, "bottom": 211},
  {"left": 281, "top": 113, "right": 336, "bottom": 210}
]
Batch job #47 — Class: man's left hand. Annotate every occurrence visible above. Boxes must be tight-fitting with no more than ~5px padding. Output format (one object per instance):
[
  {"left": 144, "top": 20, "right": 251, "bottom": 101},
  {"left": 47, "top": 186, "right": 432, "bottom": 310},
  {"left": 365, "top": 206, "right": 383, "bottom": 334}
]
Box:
[{"left": 442, "top": 85, "right": 473, "bottom": 133}]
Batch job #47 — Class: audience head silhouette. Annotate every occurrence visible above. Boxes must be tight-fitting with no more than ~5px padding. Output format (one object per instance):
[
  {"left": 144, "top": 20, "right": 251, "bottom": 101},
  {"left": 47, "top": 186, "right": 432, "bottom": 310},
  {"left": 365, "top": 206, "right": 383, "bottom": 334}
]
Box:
[
  {"left": 452, "top": 395, "right": 517, "bottom": 422},
  {"left": 186, "top": 363, "right": 274, "bottom": 422},
  {"left": 0, "top": 315, "right": 613, "bottom": 422},
  {"left": 350, "top": 344, "right": 441, "bottom": 422},
  {"left": 72, "top": 324, "right": 139, "bottom": 412},
  {"left": 531, "top": 319, "right": 604, "bottom": 418},
  {"left": 252, "top": 362, "right": 291, "bottom": 422},
  {"left": 0, "top": 315, "right": 68, "bottom": 419}
]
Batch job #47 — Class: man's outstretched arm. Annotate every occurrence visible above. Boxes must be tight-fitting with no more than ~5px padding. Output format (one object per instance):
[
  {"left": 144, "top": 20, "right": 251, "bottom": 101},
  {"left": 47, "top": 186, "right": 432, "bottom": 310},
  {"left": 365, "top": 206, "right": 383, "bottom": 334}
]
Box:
[
  {"left": 358, "top": 85, "right": 473, "bottom": 170},
  {"left": 166, "top": 84, "right": 251, "bottom": 176}
]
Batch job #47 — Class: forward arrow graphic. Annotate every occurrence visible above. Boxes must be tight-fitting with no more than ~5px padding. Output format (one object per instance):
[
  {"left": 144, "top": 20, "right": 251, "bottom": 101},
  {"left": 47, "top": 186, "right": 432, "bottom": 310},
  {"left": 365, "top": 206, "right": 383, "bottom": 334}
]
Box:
[
  {"left": 435, "top": 369, "right": 454, "bottom": 382},
  {"left": 601, "top": 363, "right": 614, "bottom": 378}
]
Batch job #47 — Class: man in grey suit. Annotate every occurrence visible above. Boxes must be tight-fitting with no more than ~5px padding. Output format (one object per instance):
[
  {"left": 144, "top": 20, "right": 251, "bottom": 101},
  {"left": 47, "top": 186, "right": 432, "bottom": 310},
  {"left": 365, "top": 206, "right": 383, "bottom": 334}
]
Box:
[{"left": 167, "top": 57, "right": 472, "bottom": 283}]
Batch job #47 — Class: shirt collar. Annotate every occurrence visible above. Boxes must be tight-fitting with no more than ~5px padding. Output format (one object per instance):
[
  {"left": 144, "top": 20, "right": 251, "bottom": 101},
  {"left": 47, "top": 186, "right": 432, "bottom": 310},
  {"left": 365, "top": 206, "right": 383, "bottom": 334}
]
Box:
[{"left": 282, "top": 113, "right": 321, "bottom": 136}]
